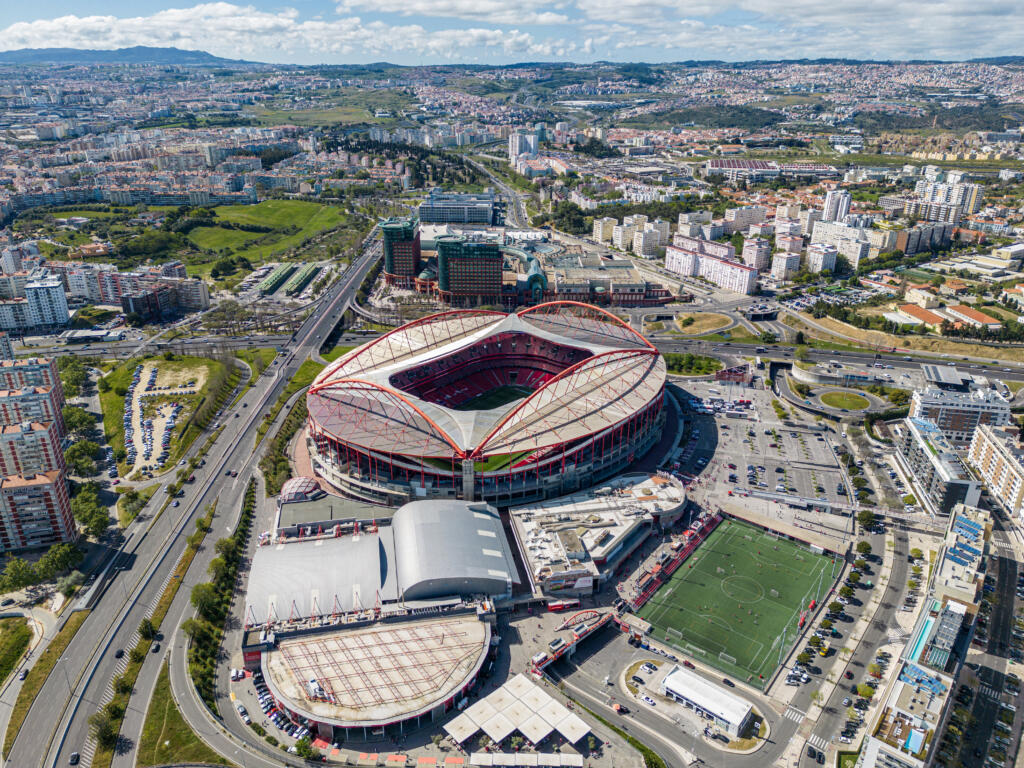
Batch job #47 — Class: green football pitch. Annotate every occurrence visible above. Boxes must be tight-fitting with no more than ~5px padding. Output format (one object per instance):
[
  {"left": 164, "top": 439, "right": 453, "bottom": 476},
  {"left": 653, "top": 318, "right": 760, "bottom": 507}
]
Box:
[
  {"left": 638, "top": 518, "right": 836, "bottom": 688},
  {"left": 453, "top": 385, "right": 534, "bottom": 411}
]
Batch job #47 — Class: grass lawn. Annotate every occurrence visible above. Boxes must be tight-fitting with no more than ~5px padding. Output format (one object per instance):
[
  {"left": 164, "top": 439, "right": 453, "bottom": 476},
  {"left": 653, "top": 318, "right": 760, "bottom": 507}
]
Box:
[
  {"left": 320, "top": 344, "right": 355, "bottom": 363},
  {"left": 638, "top": 518, "right": 835, "bottom": 688},
  {"left": 453, "top": 385, "right": 533, "bottom": 411},
  {"left": 137, "top": 663, "right": 232, "bottom": 767},
  {"left": 820, "top": 391, "right": 871, "bottom": 410},
  {"left": 52, "top": 209, "right": 120, "bottom": 219},
  {"left": 676, "top": 312, "right": 732, "bottom": 335},
  {"left": 3, "top": 611, "right": 89, "bottom": 758},
  {"left": 186, "top": 225, "right": 263, "bottom": 252},
  {"left": 235, "top": 347, "right": 278, "bottom": 374},
  {"left": 0, "top": 618, "right": 31, "bottom": 685},
  {"left": 701, "top": 330, "right": 763, "bottom": 344},
  {"left": 116, "top": 484, "right": 159, "bottom": 527}
]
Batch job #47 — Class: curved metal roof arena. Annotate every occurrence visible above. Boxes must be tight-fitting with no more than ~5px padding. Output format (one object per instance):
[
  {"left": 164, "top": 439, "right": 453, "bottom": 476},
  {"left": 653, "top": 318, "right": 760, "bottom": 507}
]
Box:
[{"left": 308, "top": 302, "right": 666, "bottom": 461}]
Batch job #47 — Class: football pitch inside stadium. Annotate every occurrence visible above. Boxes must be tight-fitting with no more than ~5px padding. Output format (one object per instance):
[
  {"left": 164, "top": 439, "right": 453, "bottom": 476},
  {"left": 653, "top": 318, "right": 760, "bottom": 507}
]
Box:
[
  {"left": 453, "top": 385, "right": 534, "bottom": 411},
  {"left": 638, "top": 518, "right": 837, "bottom": 688}
]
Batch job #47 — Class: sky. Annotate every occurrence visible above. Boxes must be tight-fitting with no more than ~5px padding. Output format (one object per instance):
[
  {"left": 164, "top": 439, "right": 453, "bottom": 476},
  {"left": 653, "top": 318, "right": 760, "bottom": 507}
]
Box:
[{"left": 0, "top": 1, "right": 1016, "bottom": 66}]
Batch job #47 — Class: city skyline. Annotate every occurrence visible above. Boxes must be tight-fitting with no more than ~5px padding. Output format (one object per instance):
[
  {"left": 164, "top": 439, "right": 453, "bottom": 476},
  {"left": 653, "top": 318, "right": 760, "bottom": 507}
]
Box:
[{"left": 0, "top": 1, "right": 1022, "bottom": 66}]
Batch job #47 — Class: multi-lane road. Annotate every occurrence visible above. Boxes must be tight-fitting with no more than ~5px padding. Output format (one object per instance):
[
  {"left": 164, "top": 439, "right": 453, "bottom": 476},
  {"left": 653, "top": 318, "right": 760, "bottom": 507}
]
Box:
[{"left": 7, "top": 235, "right": 380, "bottom": 768}]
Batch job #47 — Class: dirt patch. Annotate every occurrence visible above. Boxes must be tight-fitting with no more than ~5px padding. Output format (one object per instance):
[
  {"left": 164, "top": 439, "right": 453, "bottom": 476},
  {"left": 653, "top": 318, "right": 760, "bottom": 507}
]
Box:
[{"left": 676, "top": 312, "right": 732, "bottom": 335}]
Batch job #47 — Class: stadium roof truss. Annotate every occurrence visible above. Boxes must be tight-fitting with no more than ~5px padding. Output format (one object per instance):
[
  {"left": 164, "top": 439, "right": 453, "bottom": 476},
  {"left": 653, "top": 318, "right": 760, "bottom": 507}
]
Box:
[{"left": 308, "top": 302, "right": 664, "bottom": 459}]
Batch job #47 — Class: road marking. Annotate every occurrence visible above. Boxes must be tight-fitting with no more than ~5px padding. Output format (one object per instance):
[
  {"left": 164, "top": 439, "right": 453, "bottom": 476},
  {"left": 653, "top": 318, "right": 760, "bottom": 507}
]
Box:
[
  {"left": 784, "top": 706, "right": 805, "bottom": 722},
  {"left": 808, "top": 734, "right": 829, "bottom": 750}
]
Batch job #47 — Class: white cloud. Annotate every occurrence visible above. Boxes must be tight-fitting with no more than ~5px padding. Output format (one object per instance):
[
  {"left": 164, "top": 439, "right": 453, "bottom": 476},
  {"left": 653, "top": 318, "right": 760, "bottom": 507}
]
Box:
[{"left": 337, "top": 0, "right": 569, "bottom": 26}]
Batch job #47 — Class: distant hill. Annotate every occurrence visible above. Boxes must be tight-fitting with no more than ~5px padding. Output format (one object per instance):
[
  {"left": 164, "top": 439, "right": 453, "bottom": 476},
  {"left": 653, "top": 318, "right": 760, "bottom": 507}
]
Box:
[{"left": 0, "top": 46, "right": 256, "bottom": 66}]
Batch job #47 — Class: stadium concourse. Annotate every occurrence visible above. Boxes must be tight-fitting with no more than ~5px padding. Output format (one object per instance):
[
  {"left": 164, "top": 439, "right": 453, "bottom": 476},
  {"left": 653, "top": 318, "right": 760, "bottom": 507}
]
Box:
[{"left": 305, "top": 301, "right": 666, "bottom": 506}]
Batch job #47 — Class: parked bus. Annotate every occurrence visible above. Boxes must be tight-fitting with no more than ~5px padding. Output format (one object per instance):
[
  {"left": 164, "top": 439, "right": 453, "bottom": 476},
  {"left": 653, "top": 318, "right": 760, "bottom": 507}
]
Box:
[{"left": 547, "top": 599, "right": 581, "bottom": 613}]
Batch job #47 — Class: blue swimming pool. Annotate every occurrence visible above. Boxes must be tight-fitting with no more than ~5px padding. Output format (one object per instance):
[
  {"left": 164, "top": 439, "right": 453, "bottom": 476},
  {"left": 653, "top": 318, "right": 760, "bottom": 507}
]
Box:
[{"left": 908, "top": 616, "right": 933, "bottom": 663}]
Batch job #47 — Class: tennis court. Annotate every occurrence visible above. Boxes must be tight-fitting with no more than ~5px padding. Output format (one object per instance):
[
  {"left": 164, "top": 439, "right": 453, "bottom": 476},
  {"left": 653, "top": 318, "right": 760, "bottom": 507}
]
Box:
[{"left": 638, "top": 518, "right": 836, "bottom": 688}]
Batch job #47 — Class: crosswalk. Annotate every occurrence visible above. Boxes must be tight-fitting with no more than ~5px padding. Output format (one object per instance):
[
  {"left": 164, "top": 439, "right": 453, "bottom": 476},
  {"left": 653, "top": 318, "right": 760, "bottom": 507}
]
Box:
[
  {"left": 784, "top": 706, "right": 806, "bottom": 723},
  {"left": 887, "top": 627, "right": 910, "bottom": 643},
  {"left": 807, "top": 734, "right": 829, "bottom": 751},
  {"left": 981, "top": 684, "right": 1003, "bottom": 699},
  {"left": 993, "top": 540, "right": 1016, "bottom": 553}
]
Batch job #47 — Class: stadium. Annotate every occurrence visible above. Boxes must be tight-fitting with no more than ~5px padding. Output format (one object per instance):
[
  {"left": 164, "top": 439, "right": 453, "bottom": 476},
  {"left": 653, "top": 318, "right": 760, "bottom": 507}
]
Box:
[{"left": 307, "top": 301, "right": 666, "bottom": 506}]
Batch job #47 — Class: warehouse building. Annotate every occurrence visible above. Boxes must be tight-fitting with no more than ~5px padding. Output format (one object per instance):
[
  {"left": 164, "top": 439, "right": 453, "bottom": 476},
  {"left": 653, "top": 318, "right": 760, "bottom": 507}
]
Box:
[{"left": 658, "top": 664, "right": 754, "bottom": 736}]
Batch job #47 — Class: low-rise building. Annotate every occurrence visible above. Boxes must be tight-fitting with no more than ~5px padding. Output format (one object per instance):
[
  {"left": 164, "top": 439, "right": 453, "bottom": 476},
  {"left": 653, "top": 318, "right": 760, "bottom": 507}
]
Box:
[
  {"left": 897, "top": 304, "right": 946, "bottom": 330},
  {"left": 658, "top": 665, "right": 754, "bottom": 736},
  {"left": 944, "top": 304, "right": 1003, "bottom": 331},
  {"left": 904, "top": 286, "right": 940, "bottom": 308}
]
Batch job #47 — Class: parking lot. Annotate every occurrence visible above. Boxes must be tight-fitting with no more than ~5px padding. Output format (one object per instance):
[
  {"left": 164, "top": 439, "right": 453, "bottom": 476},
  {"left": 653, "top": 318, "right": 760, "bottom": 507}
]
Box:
[{"left": 676, "top": 381, "right": 852, "bottom": 512}]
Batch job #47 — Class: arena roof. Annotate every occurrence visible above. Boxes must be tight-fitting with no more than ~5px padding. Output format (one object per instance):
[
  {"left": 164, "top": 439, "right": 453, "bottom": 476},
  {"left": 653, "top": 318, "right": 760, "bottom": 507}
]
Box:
[
  {"left": 308, "top": 302, "right": 665, "bottom": 459},
  {"left": 246, "top": 500, "right": 518, "bottom": 625}
]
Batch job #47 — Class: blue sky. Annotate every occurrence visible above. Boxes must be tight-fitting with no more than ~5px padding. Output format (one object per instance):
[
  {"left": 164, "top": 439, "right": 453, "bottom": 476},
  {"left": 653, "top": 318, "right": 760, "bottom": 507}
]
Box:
[{"left": 0, "top": 1, "right": 1015, "bottom": 65}]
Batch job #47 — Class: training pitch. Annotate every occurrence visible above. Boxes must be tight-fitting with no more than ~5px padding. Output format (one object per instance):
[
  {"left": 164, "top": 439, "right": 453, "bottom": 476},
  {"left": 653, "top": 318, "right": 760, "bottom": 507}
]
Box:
[
  {"left": 638, "top": 518, "right": 836, "bottom": 688},
  {"left": 453, "top": 385, "right": 534, "bottom": 411}
]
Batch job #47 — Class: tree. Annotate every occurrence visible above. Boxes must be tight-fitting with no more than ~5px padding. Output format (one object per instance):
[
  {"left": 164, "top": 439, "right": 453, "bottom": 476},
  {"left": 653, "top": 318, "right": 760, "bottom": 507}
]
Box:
[
  {"left": 294, "top": 736, "right": 320, "bottom": 759},
  {"left": 138, "top": 617, "right": 156, "bottom": 640},
  {"left": 908, "top": 579, "right": 919, "bottom": 590},
  {"left": 849, "top": 571, "right": 862, "bottom": 584},
  {"left": 797, "top": 652, "right": 813, "bottom": 665},
  {"left": 857, "top": 510, "right": 876, "bottom": 529},
  {"left": 868, "top": 663, "right": 882, "bottom": 677},
  {"left": 856, "top": 541, "right": 872, "bottom": 556},
  {"left": 795, "top": 345, "right": 810, "bottom": 362},
  {"left": 759, "top": 331, "right": 778, "bottom": 344},
  {"left": 190, "top": 582, "right": 220, "bottom": 622},
  {"left": 839, "top": 586, "right": 854, "bottom": 599},
  {"left": 809, "top": 635, "right": 822, "bottom": 647},
  {"left": 857, "top": 684, "right": 875, "bottom": 699},
  {"left": 89, "top": 710, "right": 118, "bottom": 750},
  {"left": 1, "top": 558, "right": 37, "bottom": 591},
  {"left": 57, "top": 571, "right": 84, "bottom": 597},
  {"left": 64, "top": 440, "right": 100, "bottom": 476},
  {"left": 821, "top": 618, "right": 833, "bottom": 630},
  {"left": 829, "top": 601, "right": 844, "bottom": 614},
  {"left": 795, "top": 331, "right": 806, "bottom": 345},
  {"left": 114, "top": 675, "right": 133, "bottom": 695},
  {"left": 910, "top": 547, "right": 923, "bottom": 560},
  {"left": 854, "top": 558, "right": 867, "bottom": 570},
  {"left": 36, "top": 543, "right": 83, "bottom": 580},
  {"left": 61, "top": 406, "right": 94, "bottom": 436}
]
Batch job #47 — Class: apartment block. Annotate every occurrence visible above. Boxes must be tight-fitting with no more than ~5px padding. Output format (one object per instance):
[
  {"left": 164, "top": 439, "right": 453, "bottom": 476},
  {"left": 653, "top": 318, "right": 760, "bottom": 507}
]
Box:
[
  {"left": 770, "top": 252, "right": 801, "bottom": 281},
  {"left": 612, "top": 224, "right": 636, "bottom": 251},
  {"left": 592, "top": 217, "right": 617, "bottom": 243},
  {"left": 822, "top": 189, "right": 852, "bottom": 223},
  {"left": 0, "top": 421, "right": 64, "bottom": 476},
  {"left": 664, "top": 244, "right": 758, "bottom": 295},
  {"left": 776, "top": 233, "right": 803, "bottom": 254},
  {"left": 632, "top": 229, "right": 660, "bottom": 258},
  {"left": 968, "top": 424, "right": 1024, "bottom": 519},
  {"left": 894, "top": 418, "right": 981, "bottom": 516},
  {"left": 0, "top": 387, "right": 63, "bottom": 434},
  {"left": 380, "top": 217, "right": 422, "bottom": 288},
  {"left": 741, "top": 238, "right": 772, "bottom": 271},
  {"left": 806, "top": 243, "right": 838, "bottom": 274},
  {"left": 910, "top": 387, "right": 1011, "bottom": 446},
  {"left": 0, "top": 470, "right": 76, "bottom": 552},
  {"left": 914, "top": 180, "right": 983, "bottom": 214},
  {"left": 723, "top": 205, "right": 767, "bottom": 235},
  {"left": 0, "top": 333, "right": 12, "bottom": 361},
  {"left": 0, "top": 358, "right": 61, "bottom": 399}
]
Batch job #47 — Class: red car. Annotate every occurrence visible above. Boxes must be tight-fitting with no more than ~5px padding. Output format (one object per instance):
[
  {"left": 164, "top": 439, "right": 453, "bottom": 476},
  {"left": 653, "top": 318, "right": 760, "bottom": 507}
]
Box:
[
  {"left": 683, "top": 659, "right": 695, "bottom": 669},
  {"left": 844, "top": 670, "right": 854, "bottom": 680}
]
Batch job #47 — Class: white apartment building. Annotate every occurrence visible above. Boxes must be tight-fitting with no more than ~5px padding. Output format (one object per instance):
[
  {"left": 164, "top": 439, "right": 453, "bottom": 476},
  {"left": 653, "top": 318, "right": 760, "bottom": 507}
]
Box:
[
  {"left": 592, "top": 217, "right": 617, "bottom": 243},
  {"left": 612, "top": 224, "right": 636, "bottom": 251},
  {"left": 677, "top": 211, "right": 711, "bottom": 229},
  {"left": 799, "top": 208, "right": 822, "bottom": 235},
  {"left": 665, "top": 245, "right": 758, "bottom": 295},
  {"left": 632, "top": 229, "right": 660, "bottom": 258},
  {"left": 914, "top": 180, "right": 983, "bottom": 214},
  {"left": 770, "top": 252, "right": 801, "bottom": 281},
  {"left": 723, "top": 205, "right": 767, "bottom": 235},
  {"left": 806, "top": 243, "right": 838, "bottom": 273},
  {"left": 774, "top": 218, "right": 802, "bottom": 237},
  {"left": 25, "top": 277, "right": 69, "bottom": 329},
  {"left": 623, "top": 214, "right": 648, "bottom": 229},
  {"left": 910, "top": 387, "right": 1012, "bottom": 447},
  {"left": 822, "top": 189, "right": 852, "bottom": 222},
  {"left": 741, "top": 238, "right": 772, "bottom": 271},
  {"left": 968, "top": 424, "right": 1024, "bottom": 519},
  {"left": 811, "top": 220, "right": 897, "bottom": 262},
  {"left": 647, "top": 219, "right": 670, "bottom": 245},
  {"left": 775, "top": 203, "right": 801, "bottom": 219}
]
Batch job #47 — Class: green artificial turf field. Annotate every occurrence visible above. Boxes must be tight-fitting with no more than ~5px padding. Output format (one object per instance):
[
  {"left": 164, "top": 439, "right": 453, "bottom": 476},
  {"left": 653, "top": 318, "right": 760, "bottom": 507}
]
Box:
[
  {"left": 453, "top": 385, "right": 534, "bottom": 411},
  {"left": 638, "top": 518, "right": 836, "bottom": 688}
]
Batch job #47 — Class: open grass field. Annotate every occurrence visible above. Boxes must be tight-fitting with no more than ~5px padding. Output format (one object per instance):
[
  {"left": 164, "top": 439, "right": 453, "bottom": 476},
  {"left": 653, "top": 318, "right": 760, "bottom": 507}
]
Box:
[
  {"left": 0, "top": 618, "right": 31, "bottom": 686},
  {"left": 820, "top": 391, "right": 871, "bottom": 410},
  {"left": 320, "top": 344, "right": 356, "bottom": 363},
  {"left": 453, "top": 385, "right": 533, "bottom": 411},
  {"left": 137, "top": 664, "right": 231, "bottom": 767},
  {"left": 638, "top": 519, "right": 835, "bottom": 689},
  {"left": 186, "top": 225, "right": 263, "bottom": 252}
]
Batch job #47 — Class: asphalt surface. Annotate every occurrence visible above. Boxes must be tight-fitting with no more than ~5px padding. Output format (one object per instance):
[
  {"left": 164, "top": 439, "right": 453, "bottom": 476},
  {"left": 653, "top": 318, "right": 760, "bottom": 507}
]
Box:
[{"left": 8, "top": 236, "right": 381, "bottom": 768}]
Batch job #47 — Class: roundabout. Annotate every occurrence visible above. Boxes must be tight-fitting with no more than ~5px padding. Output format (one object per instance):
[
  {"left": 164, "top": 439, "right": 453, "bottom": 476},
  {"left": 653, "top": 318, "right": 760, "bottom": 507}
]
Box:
[{"left": 818, "top": 390, "right": 872, "bottom": 412}]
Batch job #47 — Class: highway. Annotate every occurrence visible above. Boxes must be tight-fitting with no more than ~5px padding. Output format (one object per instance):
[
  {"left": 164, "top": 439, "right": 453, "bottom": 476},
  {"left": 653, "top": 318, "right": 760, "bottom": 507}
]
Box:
[{"left": 8, "top": 233, "right": 380, "bottom": 768}]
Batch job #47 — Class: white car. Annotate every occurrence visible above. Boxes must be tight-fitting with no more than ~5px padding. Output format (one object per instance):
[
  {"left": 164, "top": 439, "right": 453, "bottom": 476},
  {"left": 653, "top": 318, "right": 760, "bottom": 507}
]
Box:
[{"left": 641, "top": 695, "right": 656, "bottom": 706}]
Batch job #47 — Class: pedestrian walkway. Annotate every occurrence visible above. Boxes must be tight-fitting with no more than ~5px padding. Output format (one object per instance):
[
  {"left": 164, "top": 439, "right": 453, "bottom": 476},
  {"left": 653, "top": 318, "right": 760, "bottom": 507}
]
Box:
[
  {"left": 783, "top": 706, "right": 805, "bottom": 723},
  {"left": 807, "top": 734, "right": 829, "bottom": 751}
]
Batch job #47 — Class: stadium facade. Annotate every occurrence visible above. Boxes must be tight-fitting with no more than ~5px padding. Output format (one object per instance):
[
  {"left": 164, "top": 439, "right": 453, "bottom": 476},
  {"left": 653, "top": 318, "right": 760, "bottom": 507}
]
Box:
[{"left": 307, "top": 302, "right": 666, "bottom": 507}]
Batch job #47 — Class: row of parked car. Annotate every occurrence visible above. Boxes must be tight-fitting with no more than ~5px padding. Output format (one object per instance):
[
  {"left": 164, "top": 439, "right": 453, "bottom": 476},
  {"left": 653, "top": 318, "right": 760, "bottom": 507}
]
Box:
[{"left": 250, "top": 670, "right": 311, "bottom": 743}]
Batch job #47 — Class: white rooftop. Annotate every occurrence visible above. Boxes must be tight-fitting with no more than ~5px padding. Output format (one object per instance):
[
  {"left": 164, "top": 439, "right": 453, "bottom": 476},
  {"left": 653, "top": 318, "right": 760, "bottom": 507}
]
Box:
[{"left": 662, "top": 664, "right": 753, "bottom": 726}]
